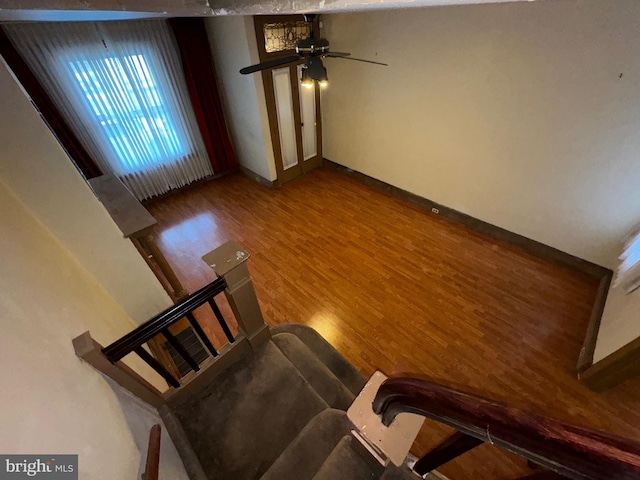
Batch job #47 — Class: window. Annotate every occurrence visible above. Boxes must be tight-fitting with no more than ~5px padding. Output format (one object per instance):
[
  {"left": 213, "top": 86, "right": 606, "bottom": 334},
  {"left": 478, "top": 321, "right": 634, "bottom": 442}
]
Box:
[
  {"left": 5, "top": 21, "right": 213, "bottom": 200},
  {"left": 69, "top": 53, "right": 186, "bottom": 174},
  {"left": 263, "top": 21, "right": 310, "bottom": 53}
]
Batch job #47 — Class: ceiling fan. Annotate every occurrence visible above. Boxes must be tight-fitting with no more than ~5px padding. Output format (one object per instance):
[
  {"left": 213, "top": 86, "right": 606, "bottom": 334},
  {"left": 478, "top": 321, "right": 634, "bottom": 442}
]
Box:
[{"left": 239, "top": 14, "right": 387, "bottom": 88}]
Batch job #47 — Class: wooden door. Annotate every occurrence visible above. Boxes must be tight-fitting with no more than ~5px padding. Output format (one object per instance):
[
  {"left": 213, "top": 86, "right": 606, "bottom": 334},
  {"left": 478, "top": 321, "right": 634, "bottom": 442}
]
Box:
[{"left": 254, "top": 15, "right": 323, "bottom": 185}]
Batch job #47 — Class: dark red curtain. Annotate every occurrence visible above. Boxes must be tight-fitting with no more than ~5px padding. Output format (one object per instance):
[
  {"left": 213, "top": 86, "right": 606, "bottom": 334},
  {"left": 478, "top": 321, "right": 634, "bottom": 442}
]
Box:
[
  {"left": 169, "top": 18, "right": 238, "bottom": 174},
  {"left": 0, "top": 27, "right": 103, "bottom": 179}
]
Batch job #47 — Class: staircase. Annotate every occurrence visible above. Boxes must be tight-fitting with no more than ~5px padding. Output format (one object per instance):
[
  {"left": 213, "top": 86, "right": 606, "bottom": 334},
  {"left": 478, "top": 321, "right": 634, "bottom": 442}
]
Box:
[
  {"left": 73, "top": 241, "right": 640, "bottom": 480},
  {"left": 168, "top": 324, "right": 414, "bottom": 480}
]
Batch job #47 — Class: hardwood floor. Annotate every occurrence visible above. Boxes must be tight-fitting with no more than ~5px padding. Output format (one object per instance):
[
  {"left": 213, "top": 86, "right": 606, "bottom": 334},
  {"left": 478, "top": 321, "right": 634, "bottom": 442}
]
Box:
[{"left": 146, "top": 168, "right": 640, "bottom": 479}]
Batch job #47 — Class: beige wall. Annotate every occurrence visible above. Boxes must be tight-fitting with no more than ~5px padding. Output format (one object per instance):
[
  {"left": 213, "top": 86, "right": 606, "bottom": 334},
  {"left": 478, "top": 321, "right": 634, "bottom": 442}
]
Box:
[
  {"left": 0, "top": 59, "right": 172, "bottom": 323},
  {"left": 322, "top": 0, "right": 640, "bottom": 269},
  {"left": 206, "top": 15, "right": 277, "bottom": 182},
  {"left": 321, "top": 0, "right": 640, "bottom": 364},
  {"left": 0, "top": 179, "right": 186, "bottom": 480}
]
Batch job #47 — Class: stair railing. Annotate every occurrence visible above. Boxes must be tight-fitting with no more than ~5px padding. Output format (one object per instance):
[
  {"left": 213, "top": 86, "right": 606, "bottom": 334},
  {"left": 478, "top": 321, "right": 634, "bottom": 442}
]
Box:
[
  {"left": 142, "top": 424, "right": 161, "bottom": 480},
  {"left": 73, "top": 241, "right": 270, "bottom": 408},
  {"left": 101, "top": 276, "right": 232, "bottom": 389},
  {"left": 372, "top": 377, "right": 640, "bottom": 479}
]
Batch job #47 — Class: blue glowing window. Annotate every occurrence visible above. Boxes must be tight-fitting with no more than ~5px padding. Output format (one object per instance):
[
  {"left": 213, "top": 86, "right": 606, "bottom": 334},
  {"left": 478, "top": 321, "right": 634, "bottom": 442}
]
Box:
[{"left": 69, "top": 54, "right": 185, "bottom": 174}]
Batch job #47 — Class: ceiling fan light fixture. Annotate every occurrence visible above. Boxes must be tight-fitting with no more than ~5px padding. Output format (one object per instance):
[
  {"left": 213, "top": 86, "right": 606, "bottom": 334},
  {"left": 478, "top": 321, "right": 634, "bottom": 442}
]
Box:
[
  {"left": 300, "top": 67, "right": 314, "bottom": 89},
  {"left": 239, "top": 14, "right": 388, "bottom": 79},
  {"left": 317, "top": 66, "right": 329, "bottom": 88}
]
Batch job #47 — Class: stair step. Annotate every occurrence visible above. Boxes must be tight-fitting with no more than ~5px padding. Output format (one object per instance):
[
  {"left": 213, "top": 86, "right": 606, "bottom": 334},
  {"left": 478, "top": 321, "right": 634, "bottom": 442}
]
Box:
[
  {"left": 270, "top": 323, "right": 367, "bottom": 396},
  {"left": 312, "top": 435, "right": 380, "bottom": 480},
  {"left": 174, "top": 341, "right": 329, "bottom": 480},
  {"left": 273, "top": 332, "right": 355, "bottom": 410},
  {"left": 260, "top": 409, "right": 354, "bottom": 480}
]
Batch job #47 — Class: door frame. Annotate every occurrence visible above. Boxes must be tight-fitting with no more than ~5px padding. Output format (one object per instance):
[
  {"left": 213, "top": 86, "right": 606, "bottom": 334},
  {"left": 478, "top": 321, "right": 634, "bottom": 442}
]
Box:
[{"left": 252, "top": 15, "right": 323, "bottom": 186}]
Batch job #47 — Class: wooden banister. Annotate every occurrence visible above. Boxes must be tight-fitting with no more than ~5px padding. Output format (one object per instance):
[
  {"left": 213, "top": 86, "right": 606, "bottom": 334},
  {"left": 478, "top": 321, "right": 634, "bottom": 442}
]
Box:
[
  {"left": 98, "top": 276, "right": 233, "bottom": 389},
  {"left": 142, "top": 424, "right": 161, "bottom": 480},
  {"left": 372, "top": 377, "right": 640, "bottom": 479},
  {"left": 102, "top": 277, "right": 227, "bottom": 362}
]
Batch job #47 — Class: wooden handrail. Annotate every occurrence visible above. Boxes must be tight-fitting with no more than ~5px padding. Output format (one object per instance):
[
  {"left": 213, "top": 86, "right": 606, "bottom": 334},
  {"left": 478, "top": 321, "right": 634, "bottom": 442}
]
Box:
[
  {"left": 372, "top": 377, "right": 640, "bottom": 480},
  {"left": 102, "top": 277, "right": 227, "bottom": 362},
  {"left": 142, "top": 424, "right": 161, "bottom": 480}
]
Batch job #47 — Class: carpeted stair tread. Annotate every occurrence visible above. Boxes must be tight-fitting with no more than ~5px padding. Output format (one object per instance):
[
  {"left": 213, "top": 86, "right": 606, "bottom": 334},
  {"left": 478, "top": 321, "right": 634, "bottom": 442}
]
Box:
[
  {"left": 311, "top": 435, "right": 380, "bottom": 480},
  {"left": 270, "top": 324, "right": 367, "bottom": 396},
  {"left": 173, "top": 341, "right": 329, "bottom": 480},
  {"left": 273, "top": 332, "right": 355, "bottom": 410},
  {"left": 260, "top": 409, "right": 355, "bottom": 480}
]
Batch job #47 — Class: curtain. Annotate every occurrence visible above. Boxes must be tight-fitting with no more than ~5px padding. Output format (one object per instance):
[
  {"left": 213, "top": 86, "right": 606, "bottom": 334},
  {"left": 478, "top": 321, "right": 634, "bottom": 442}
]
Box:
[
  {"left": 0, "top": 27, "right": 103, "bottom": 179},
  {"left": 4, "top": 20, "right": 213, "bottom": 200},
  {"left": 169, "top": 18, "right": 237, "bottom": 174}
]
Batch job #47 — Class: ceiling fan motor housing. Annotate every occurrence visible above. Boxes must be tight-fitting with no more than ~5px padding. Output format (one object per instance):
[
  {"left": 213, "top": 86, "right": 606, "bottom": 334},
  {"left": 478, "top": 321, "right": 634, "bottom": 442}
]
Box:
[
  {"left": 306, "top": 56, "right": 328, "bottom": 81},
  {"left": 296, "top": 37, "right": 330, "bottom": 55}
]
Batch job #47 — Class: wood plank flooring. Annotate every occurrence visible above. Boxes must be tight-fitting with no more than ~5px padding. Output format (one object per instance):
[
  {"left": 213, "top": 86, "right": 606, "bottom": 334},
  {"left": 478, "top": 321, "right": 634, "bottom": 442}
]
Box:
[{"left": 146, "top": 168, "right": 640, "bottom": 479}]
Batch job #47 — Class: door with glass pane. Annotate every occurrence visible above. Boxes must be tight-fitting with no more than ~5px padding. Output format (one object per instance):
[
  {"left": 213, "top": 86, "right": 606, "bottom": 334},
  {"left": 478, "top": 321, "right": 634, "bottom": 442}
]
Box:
[
  {"left": 297, "top": 64, "right": 321, "bottom": 168},
  {"left": 268, "top": 64, "right": 322, "bottom": 184},
  {"left": 255, "top": 15, "right": 323, "bottom": 185}
]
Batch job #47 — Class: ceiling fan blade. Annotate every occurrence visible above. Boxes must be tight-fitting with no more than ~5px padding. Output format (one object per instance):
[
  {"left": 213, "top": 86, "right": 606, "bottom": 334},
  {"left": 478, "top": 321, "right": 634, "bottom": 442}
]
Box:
[
  {"left": 239, "top": 54, "right": 301, "bottom": 74},
  {"left": 325, "top": 56, "right": 388, "bottom": 66},
  {"left": 325, "top": 52, "right": 351, "bottom": 57}
]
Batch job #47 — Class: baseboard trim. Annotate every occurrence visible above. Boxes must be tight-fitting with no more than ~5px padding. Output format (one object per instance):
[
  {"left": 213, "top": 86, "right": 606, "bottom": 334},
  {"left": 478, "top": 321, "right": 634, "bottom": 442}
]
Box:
[
  {"left": 323, "top": 159, "right": 610, "bottom": 280},
  {"left": 238, "top": 164, "right": 277, "bottom": 189},
  {"left": 323, "top": 158, "right": 613, "bottom": 377},
  {"left": 580, "top": 335, "right": 640, "bottom": 391},
  {"left": 576, "top": 272, "right": 613, "bottom": 373}
]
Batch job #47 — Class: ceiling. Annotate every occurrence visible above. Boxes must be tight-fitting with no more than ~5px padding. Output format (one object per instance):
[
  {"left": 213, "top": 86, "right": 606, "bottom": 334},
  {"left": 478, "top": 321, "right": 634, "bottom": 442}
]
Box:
[{"left": 0, "top": 0, "right": 540, "bottom": 22}]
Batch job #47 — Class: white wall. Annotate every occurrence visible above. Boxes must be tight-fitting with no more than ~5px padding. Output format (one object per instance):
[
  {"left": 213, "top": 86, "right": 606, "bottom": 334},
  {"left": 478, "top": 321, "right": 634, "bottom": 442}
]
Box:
[
  {"left": 0, "top": 179, "right": 187, "bottom": 480},
  {"left": 322, "top": 0, "right": 640, "bottom": 269},
  {"left": 0, "top": 59, "right": 172, "bottom": 323},
  {"left": 206, "top": 15, "right": 277, "bottom": 181}
]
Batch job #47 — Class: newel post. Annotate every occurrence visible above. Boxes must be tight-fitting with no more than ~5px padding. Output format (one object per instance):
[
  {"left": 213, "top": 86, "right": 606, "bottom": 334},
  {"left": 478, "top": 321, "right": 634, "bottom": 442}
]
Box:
[{"left": 202, "top": 241, "right": 270, "bottom": 348}]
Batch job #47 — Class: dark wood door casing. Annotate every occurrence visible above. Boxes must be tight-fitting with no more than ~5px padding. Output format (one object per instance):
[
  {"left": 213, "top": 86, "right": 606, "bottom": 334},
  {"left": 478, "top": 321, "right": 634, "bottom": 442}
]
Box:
[{"left": 253, "top": 15, "right": 323, "bottom": 185}]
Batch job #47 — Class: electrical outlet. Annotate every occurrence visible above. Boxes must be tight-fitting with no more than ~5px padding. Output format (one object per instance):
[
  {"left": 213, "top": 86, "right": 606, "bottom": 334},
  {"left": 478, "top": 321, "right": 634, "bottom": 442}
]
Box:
[{"left": 432, "top": 208, "right": 440, "bottom": 214}]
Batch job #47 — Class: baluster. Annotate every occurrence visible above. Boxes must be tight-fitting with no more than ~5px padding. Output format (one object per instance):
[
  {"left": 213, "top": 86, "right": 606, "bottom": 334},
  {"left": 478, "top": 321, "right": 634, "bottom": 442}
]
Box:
[
  {"left": 162, "top": 328, "right": 200, "bottom": 373},
  {"left": 208, "top": 298, "right": 235, "bottom": 343},
  {"left": 413, "top": 431, "right": 483, "bottom": 476},
  {"left": 134, "top": 346, "right": 180, "bottom": 388},
  {"left": 186, "top": 312, "right": 218, "bottom": 357}
]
